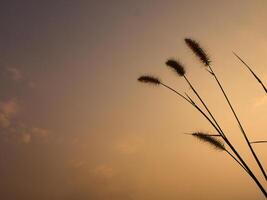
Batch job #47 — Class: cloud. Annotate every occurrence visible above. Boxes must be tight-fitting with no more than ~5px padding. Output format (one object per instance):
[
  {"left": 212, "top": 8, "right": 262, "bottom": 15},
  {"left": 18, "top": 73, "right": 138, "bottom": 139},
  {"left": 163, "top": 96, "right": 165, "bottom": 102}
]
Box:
[
  {"left": 18, "top": 127, "right": 50, "bottom": 144},
  {"left": 92, "top": 164, "right": 114, "bottom": 179},
  {"left": 0, "top": 99, "right": 18, "bottom": 117},
  {"left": 0, "top": 113, "right": 11, "bottom": 128},
  {"left": 115, "top": 136, "right": 144, "bottom": 155},
  {"left": 4, "top": 67, "right": 36, "bottom": 89},
  {"left": 6, "top": 67, "right": 23, "bottom": 81},
  {"left": 27, "top": 81, "right": 36, "bottom": 88},
  {"left": 21, "top": 133, "right": 31, "bottom": 144},
  {"left": 116, "top": 142, "right": 137, "bottom": 154},
  {"left": 0, "top": 99, "right": 51, "bottom": 144},
  {"left": 31, "top": 127, "right": 50, "bottom": 138},
  {"left": 69, "top": 160, "right": 87, "bottom": 169},
  {"left": 0, "top": 99, "right": 18, "bottom": 128}
]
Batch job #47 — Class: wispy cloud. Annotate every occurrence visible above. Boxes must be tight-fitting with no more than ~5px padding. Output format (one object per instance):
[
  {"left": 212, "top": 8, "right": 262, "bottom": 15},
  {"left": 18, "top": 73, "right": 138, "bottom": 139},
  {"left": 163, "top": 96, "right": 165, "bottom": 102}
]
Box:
[
  {"left": 21, "top": 133, "right": 31, "bottom": 144},
  {"left": 69, "top": 159, "right": 88, "bottom": 169},
  {"left": 0, "top": 99, "right": 51, "bottom": 144},
  {"left": 27, "top": 81, "right": 36, "bottom": 88},
  {"left": 115, "top": 135, "right": 144, "bottom": 155},
  {"left": 0, "top": 99, "right": 18, "bottom": 128},
  {"left": 0, "top": 99, "right": 18, "bottom": 117},
  {"left": 6, "top": 67, "right": 23, "bottom": 81},
  {"left": 16, "top": 125, "right": 51, "bottom": 144},
  {"left": 31, "top": 127, "right": 50, "bottom": 138},
  {"left": 4, "top": 67, "right": 37, "bottom": 89},
  {"left": 0, "top": 113, "right": 11, "bottom": 128},
  {"left": 92, "top": 164, "right": 114, "bottom": 179}
]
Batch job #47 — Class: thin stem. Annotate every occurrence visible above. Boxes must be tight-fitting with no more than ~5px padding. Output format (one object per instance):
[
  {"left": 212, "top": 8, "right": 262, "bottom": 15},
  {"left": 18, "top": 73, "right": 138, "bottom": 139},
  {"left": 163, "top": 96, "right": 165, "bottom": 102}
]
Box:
[
  {"left": 233, "top": 52, "right": 267, "bottom": 93},
  {"left": 184, "top": 134, "right": 248, "bottom": 173},
  {"left": 182, "top": 76, "right": 257, "bottom": 174},
  {"left": 159, "top": 82, "right": 267, "bottom": 197},
  {"left": 208, "top": 64, "right": 267, "bottom": 181},
  {"left": 160, "top": 82, "right": 192, "bottom": 105},
  {"left": 225, "top": 149, "right": 249, "bottom": 174},
  {"left": 183, "top": 75, "right": 226, "bottom": 139},
  {"left": 250, "top": 141, "right": 267, "bottom": 144},
  {"left": 182, "top": 75, "right": 254, "bottom": 174}
]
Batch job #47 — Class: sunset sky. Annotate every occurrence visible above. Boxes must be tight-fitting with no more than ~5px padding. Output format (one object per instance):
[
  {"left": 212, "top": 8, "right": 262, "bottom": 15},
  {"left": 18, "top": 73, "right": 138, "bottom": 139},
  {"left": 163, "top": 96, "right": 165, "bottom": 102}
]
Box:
[{"left": 0, "top": 0, "right": 267, "bottom": 199}]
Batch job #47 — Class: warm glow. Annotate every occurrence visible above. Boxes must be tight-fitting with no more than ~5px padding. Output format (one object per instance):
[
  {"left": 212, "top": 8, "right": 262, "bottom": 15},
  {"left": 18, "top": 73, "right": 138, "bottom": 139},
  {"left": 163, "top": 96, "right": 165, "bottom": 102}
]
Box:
[{"left": 0, "top": 1, "right": 267, "bottom": 199}]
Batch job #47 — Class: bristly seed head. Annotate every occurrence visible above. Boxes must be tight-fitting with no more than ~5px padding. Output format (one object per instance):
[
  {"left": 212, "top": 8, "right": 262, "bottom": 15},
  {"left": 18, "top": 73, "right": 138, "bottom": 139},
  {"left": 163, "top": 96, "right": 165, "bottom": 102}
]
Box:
[
  {"left": 165, "top": 59, "right": 186, "bottom": 76},
  {"left": 138, "top": 75, "right": 161, "bottom": 85},
  {"left": 191, "top": 132, "right": 225, "bottom": 151},
  {"left": 185, "top": 38, "right": 210, "bottom": 66}
]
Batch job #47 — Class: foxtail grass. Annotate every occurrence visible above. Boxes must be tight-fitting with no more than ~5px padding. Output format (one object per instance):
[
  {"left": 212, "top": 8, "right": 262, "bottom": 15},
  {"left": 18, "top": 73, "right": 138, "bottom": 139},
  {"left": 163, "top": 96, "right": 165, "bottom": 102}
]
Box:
[
  {"left": 138, "top": 73, "right": 266, "bottom": 196},
  {"left": 165, "top": 59, "right": 226, "bottom": 138},
  {"left": 185, "top": 38, "right": 267, "bottom": 182},
  {"left": 186, "top": 131, "right": 249, "bottom": 173},
  {"left": 165, "top": 59, "right": 186, "bottom": 76},
  {"left": 138, "top": 75, "right": 192, "bottom": 104},
  {"left": 185, "top": 38, "right": 210, "bottom": 66},
  {"left": 137, "top": 38, "right": 267, "bottom": 198},
  {"left": 164, "top": 57, "right": 266, "bottom": 196},
  {"left": 189, "top": 132, "right": 225, "bottom": 150},
  {"left": 138, "top": 75, "right": 161, "bottom": 85}
]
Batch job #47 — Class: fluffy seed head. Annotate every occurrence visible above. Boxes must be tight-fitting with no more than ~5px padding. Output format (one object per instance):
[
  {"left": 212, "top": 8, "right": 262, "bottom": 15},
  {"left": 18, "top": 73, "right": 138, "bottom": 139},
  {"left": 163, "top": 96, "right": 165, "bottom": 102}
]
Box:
[
  {"left": 165, "top": 59, "right": 186, "bottom": 76},
  {"left": 185, "top": 38, "right": 210, "bottom": 66},
  {"left": 191, "top": 132, "right": 225, "bottom": 151},
  {"left": 138, "top": 75, "right": 161, "bottom": 85}
]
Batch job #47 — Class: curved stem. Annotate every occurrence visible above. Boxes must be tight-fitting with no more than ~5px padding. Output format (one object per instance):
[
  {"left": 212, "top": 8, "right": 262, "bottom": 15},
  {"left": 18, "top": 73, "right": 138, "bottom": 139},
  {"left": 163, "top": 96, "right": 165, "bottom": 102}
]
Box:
[
  {"left": 159, "top": 82, "right": 267, "bottom": 197},
  {"left": 183, "top": 75, "right": 226, "bottom": 139},
  {"left": 208, "top": 64, "right": 267, "bottom": 181},
  {"left": 225, "top": 149, "right": 249, "bottom": 174},
  {"left": 233, "top": 52, "right": 267, "bottom": 93},
  {"left": 160, "top": 82, "right": 192, "bottom": 104}
]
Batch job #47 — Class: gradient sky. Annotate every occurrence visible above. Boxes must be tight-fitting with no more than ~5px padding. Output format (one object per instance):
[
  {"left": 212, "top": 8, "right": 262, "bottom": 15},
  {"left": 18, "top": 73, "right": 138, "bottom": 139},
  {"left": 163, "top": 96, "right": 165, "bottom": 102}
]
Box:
[{"left": 0, "top": 0, "right": 267, "bottom": 199}]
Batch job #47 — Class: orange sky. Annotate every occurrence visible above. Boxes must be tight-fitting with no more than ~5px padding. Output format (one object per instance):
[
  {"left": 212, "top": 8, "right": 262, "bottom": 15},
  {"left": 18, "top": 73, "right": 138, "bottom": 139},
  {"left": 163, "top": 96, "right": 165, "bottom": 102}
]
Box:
[{"left": 0, "top": 0, "right": 267, "bottom": 199}]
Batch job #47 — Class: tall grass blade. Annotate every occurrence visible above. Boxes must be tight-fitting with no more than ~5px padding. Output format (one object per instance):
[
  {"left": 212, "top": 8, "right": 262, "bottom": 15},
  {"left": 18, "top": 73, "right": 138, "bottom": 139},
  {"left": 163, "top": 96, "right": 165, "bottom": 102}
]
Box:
[
  {"left": 233, "top": 52, "right": 267, "bottom": 93},
  {"left": 250, "top": 140, "right": 267, "bottom": 144}
]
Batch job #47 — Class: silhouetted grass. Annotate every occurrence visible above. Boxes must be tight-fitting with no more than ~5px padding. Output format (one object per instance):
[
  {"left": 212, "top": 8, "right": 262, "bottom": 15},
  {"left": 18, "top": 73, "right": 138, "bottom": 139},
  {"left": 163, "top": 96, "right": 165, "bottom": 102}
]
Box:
[
  {"left": 187, "top": 132, "right": 225, "bottom": 150},
  {"left": 184, "top": 38, "right": 267, "bottom": 182},
  {"left": 138, "top": 75, "right": 161, "bottom": 85},
  {"left": 233, "top": 52, "right": 267, "bottom": 93},
  {"left": 137, "top": 38, "right": 267, "bottom": 198},
  {"left": 250, "top": 140, "right": 267, "bottom": 144}
]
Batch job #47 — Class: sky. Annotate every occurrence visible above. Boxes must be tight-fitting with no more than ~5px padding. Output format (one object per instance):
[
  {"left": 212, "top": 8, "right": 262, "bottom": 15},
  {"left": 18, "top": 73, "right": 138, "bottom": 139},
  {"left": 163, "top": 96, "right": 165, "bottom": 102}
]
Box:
[{"left": 0, "top": 0, "right": 267, "bottom": 199}]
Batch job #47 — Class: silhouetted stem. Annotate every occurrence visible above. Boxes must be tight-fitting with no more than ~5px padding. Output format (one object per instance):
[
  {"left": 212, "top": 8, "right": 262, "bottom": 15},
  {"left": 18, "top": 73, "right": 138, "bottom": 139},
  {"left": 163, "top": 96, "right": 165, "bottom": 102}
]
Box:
[
  {"left": 233, "top": 52, "right": 267, "bottom": 93},
  {"left": 160, "top": 84, "right": 248, "bottom": 171},
  {"left": 250, "top": 141, "right": 267, "bottom": 144},
  {"left": 181, "top": 76, "right": 259, "bottom": 183},
  {"left": 208, "top": 64, "right": 267, "bottom": 182},
  {"left": 220, "top": 133, "right": 267, "bottom": 197},
  {"left": 185, "top": 94, "right": 267, "bottom": 197},
  {"left": 183, "top": 75, "right": 226, "bottom": 139},
  {"left": 160, "top": 82, "right": 267, "bottom": 197},
  {"left": 182, "top": 75, "right": 256, "bottom": 173},
  {"left": 160, "top": 82, "right": 192, "bottom": 104},
  {"left": 225, "top": 149, "right": 249, "bottom": 173},
  {"left": 182, "top": 75, "right": 253, "bottom": 171}
]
